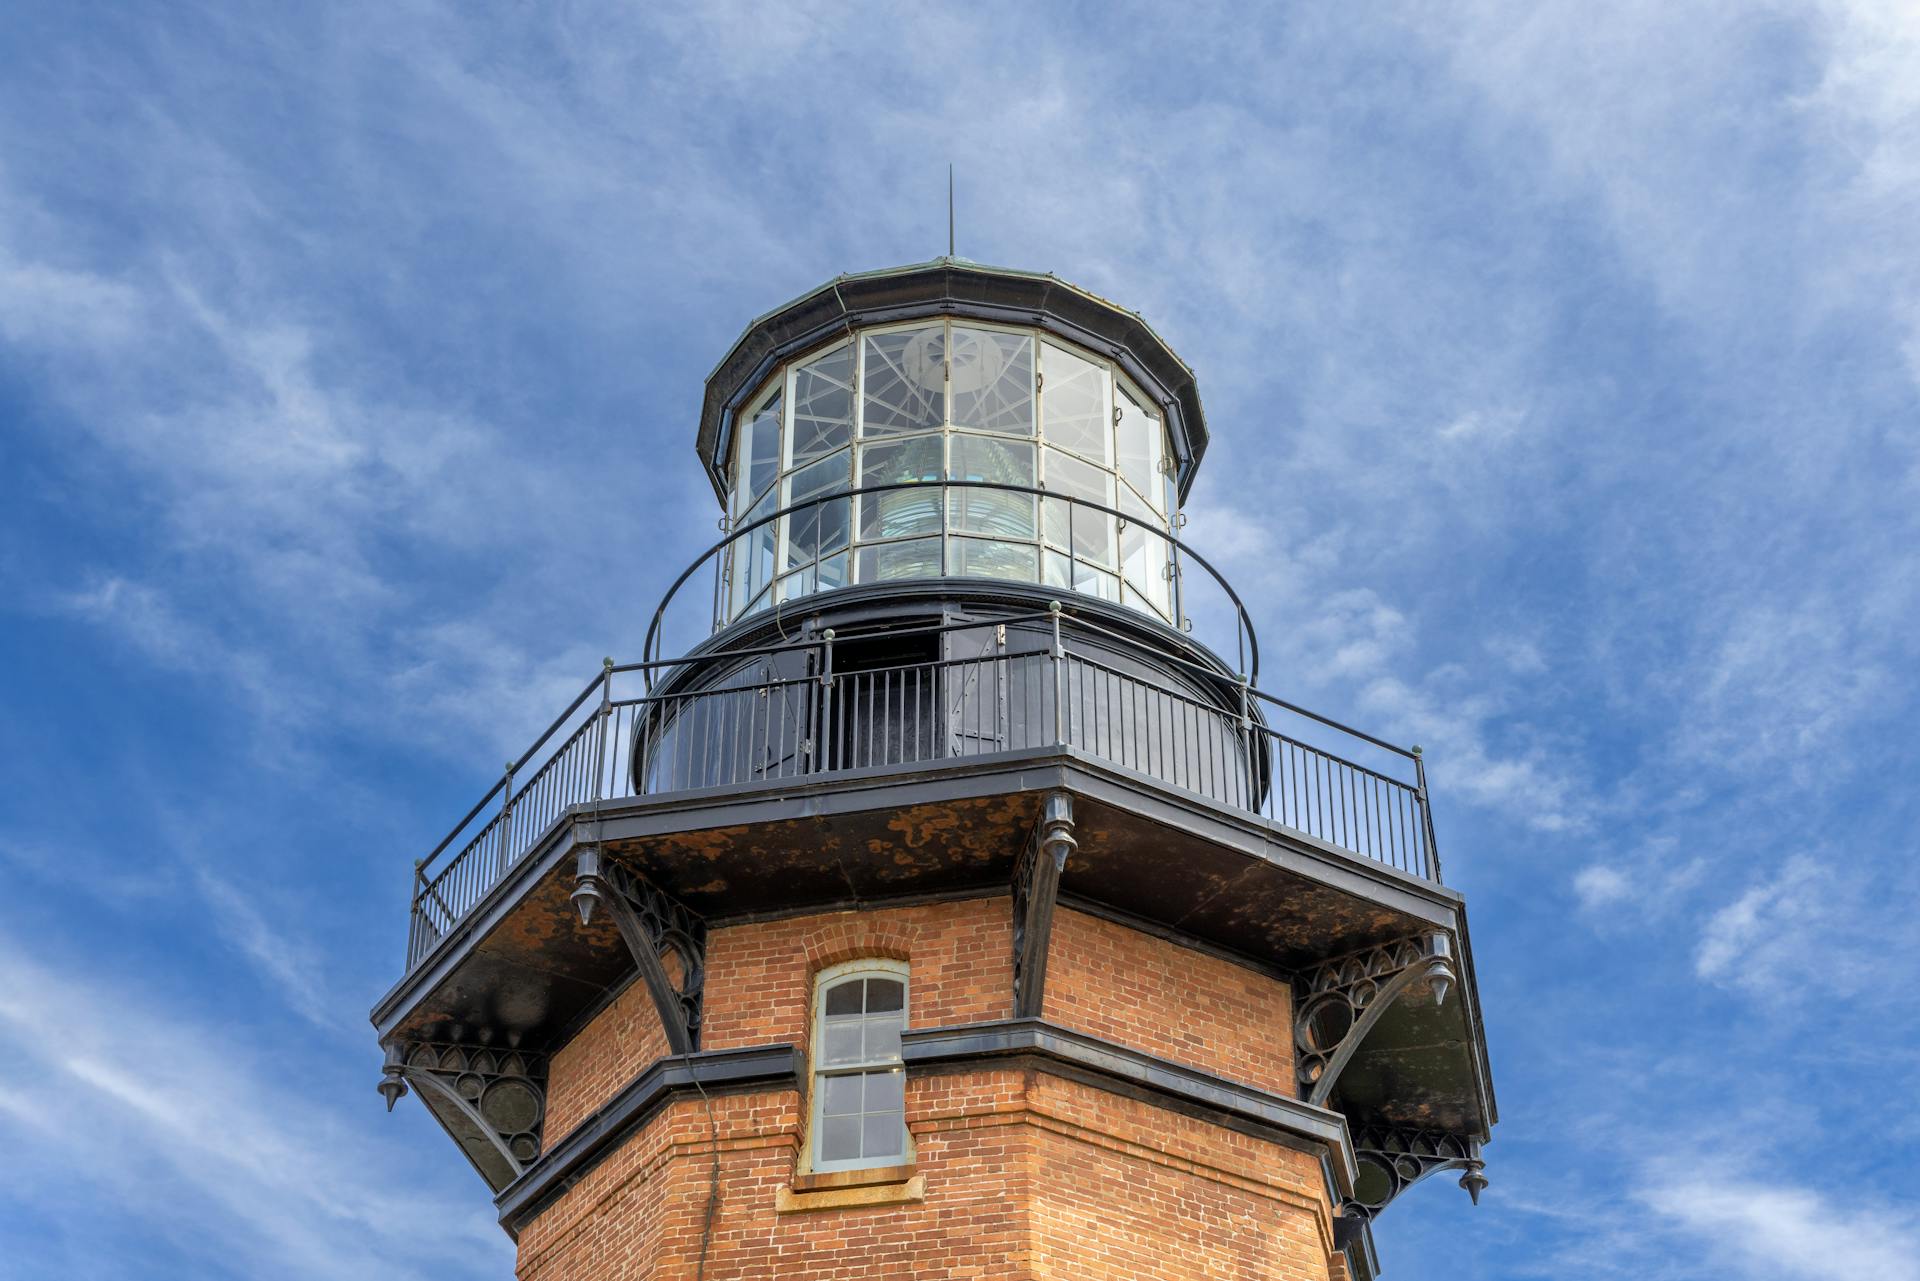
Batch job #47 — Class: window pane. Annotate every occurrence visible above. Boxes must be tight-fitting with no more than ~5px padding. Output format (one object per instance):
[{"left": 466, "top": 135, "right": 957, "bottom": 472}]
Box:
[
  {"left": 947, "top": 435, "right": 1036, "bottom": 538},
  {"left": 861, "top": 1112, "right": 905, "bottom": 1160},
  {"left": 862, "top": 327, "right": 945, "bottom": 436},
  {"left": 783, "top": 452, "right": 851, "bottom": 572},
  {"left": 858, "top": 436, "right": 944, "bottom": 541},
  {"left": 791, "top": 342, "right": 854, "bottom": 465},
  {"left": 1044, "top": 550, "right": 1120, "bottom": 603},
  {"left": 1120, "top": 528, "right": 1172, "bottom": 616},
  {"left": 864, "top": 1068, "right": 905, "bottom": 1112},
  {"left": 863, "top": 1013, "right": 903, "bottom": 1061},
  {"left": 821, "top": 1021, "right": 863, "bottom": 1066},
  {"left": 949, "top": 537, "right": 1038, "bottom": 583},
  {"left": 1122, "top": 581, "right": 1172, "bottom": 623},
  {"left": 1040, "top": 342, "right": 1109, "bottom": 463},
  {"left": 825, "top": 981, "right": 864, "bottom": 1016},
  {"left": 820, "top": 1115, "right": 861, "bottom": 1163},
  {"left": 864, "top": 978, "right": 904, "bottom": 1013},
  {"left": 1118, "top": 486, "right": 1172, "bottom": 616},
  {"left": 821, "top": 1073, "right": 863, "bottom": 1116},
  {"left": 950, "top": 327, "right": 1033, "bottom": 435},
  {"left": 732, "top": 487, "right": 779, "bottom": 613},
  {"left": 855, "top": 538, "right": 941, "bottom": 583},
  {"left": 1042, "top": 448, "right": 1116, "bottom": 566},
  {"left": 737, "top": 391, "right": 782, "bottom": 511},
  {"left": 1115, "top": 385, "right": 1164, "bottom": 513}
]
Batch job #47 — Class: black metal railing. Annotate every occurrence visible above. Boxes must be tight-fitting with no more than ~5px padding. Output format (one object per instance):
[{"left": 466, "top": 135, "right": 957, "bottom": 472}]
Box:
[
  {"left": 644, "top": 481, "right": 1262, "bottom": 685},
  {"left": 404, "top": 610, "right": 1439, "bottom": 972}
]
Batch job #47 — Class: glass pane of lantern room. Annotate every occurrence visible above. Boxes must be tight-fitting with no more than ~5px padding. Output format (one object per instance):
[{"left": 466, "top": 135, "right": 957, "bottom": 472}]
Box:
[
  {"left": 733, "top": 487, "right": 779, "bottom": 614},
  {"left": 862, "top": 327, "right": 945, "bottom": 436},
  {"left": 782, "top": 450, "right": 851, "bottom": 573},
  {"left": 790, "top": 342, "right": 855, "bottom": 466},
  {"left": 855, "top": 538, "right": 941, "bottom": 583},
  {"left": 949, "top": 536, "right": 1038, "bottom": 583},
  {"left": 858, "top": 435, "right": 944, "bottom": 542},
  {"left": 1118, "top": 486, "right": 1172, "bottom": 618},
  {"left": 1115, "top": 385, "right": 1165, "bottom": 513},
  {"left": 737, "top": 390, "right": 783, "bottom": 513},
  {"left": 1044, "top": 550, "right": 1120, "bottom": 603},
  {"left": 1042, "top": 447, "right": 1116, "bottom": 567},
  {"left": 946, "top": 435, "right": 1036, "bottom": 539},
  {"left": 949, "top": 327, "right": 1033, "bottom": 436},
  {"left": 1040, "top": 342, "right": 1110, "bottom": 464}
]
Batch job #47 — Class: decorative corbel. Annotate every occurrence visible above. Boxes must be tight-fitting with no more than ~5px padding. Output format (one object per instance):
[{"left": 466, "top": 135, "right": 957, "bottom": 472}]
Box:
[
  {"left": 378, "top": 1039, "right": 549, "bottom": 1190},
  {"left": 571, "top": 847, "right": 706, "bottom": 1054},
  {"left": 1294, "top": 933, "right": 1456, "bottom": 1107},
  {"left": 1012, "top": 791, "right": 1076, "bottom": 1019},
  {"left": 1344, "top": 1125, "right": 1486, "bottom": 1221}
]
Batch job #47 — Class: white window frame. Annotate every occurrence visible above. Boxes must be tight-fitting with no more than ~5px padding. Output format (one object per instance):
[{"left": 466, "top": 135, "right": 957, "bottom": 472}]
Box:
[
  {"left": 722, "top": 323, "right": 1182, "bottom": 628},
  {"left": 807, "top": 958, "right": 912, "bottom": 1174}
]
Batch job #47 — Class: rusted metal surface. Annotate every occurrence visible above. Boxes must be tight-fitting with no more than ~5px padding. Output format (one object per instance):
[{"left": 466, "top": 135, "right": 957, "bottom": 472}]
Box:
[{"left": 381, "top": 759, "right": 1467, "bottom": 1058}]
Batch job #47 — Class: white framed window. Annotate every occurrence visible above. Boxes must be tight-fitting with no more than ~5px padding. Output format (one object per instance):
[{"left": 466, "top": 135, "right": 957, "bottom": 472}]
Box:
[
  {"left": 721, "top": 322, "right": 1180, "bottom": 627},
  {"left": 809, "top": 959, "right": 910, "bottom": 1172}
]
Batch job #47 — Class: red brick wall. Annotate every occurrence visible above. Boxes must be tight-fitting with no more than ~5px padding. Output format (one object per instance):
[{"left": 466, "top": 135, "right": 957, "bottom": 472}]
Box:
[
  {"left": 699, "top": 896, "right": 1015, "bottom": 1051},
  {"left": 517, "top": 1068, "right": 1335, "bottom": 1281},
  {"left": 525, "top": 897, "right": 1333, "bottom": 1280},
  {"left": 1041, "top": 907, "right": 1296, "bottom": 1096},
  {"left": 546, "top": 979, "right": 671, "bottom": 1140}
]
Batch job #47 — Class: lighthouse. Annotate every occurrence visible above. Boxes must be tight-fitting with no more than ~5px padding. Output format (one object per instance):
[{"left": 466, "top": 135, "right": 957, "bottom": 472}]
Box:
[{"left": 371, "top": 258, "right": 1496, "bottom": 1279}]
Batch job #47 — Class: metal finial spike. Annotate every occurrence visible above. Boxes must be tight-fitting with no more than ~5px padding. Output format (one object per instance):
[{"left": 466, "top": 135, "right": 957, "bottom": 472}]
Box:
[
  {"left": 570, "top": 880, "right": 599, "bottom": 927},
  {"left": 1460, "top": 1163, "right": 1488, "bottom": 1205},
  {"left": 948, "top": 164, "right": 955, "bottom": 258}
]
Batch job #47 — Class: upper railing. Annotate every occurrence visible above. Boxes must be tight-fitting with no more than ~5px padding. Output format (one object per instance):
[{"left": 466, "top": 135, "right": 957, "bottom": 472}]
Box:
[
  {"left": 644, "top": 480, "right": 1262, "bottom": 685},
  {"left": 405, "top": 598, "right": 1441, "bottom": 974}
]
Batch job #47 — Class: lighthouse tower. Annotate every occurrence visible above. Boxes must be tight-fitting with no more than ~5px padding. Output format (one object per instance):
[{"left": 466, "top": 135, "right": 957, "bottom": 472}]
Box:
[{"left": 371, "top": 260, "right": 1496, "bottom": 1280}]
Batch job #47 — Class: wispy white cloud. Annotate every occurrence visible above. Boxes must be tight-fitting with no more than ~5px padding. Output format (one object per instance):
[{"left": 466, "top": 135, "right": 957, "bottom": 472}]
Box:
[
  {"left": 1691, "top": 855, "right": 1883, "bottom": 1006},
  {"left": 1639, "top": 1163, "right": 1920, "bottom": 1281},
  {"left": 190, "top": 867, "right": 337, "bottom": 1032},
  {"left": 0, "top": 936, "right": 507, "bottom": 1281}
]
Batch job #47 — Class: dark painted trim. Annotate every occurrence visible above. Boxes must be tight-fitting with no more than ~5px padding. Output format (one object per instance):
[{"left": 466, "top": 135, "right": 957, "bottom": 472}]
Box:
[
  {"left": 695, "top": 259, "right": 1210, "bottom": 506},
  {"left": 1012, "top": 793, "right": 1074, "bottom": 1019},
  {"left": 373, "top": 746, "right": 1471, "bottom": 1041},
  {"left": 901, "top": 1019, "right": 1357, "bottom": 1196},
  {"left": 494, "top": 1044, "right": 804, "bottom": 1236}
]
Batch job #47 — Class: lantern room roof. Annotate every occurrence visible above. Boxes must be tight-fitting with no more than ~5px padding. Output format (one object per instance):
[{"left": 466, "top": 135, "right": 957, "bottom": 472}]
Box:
[{"left": 697, "top": 257, "right": 1211, "bottom": 507}]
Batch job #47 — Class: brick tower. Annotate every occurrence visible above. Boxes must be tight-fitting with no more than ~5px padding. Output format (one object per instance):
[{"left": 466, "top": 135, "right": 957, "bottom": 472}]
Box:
[{"left": 371, "top": 260, "right": 1497, "bottom": 1280}]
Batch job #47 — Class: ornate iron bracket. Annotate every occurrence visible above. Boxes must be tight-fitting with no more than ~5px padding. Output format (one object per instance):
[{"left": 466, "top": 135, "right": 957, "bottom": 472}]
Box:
[
  {"left": 570, "top": 847, "right": 707, "bottom": 1054},
  {"left": 1344, "top": 1124, "right": 1486, "bottom": 1221},
  {"left": 1294, "top": 933, "right": 1456, "bottom": 1107},
  {"left": 378, "top": 1038, "right": 549, "bottom": 1187},
  {"left": 1012, "top": 791, "right": 1076, "bottom": 1019}
]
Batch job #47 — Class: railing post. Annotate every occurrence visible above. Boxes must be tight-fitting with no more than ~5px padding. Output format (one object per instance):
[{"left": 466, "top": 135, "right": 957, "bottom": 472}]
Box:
[
  {"left": 494, "top": 761, "right": 516, "bottom": 875},
  {"left": 409, "top": 858, "right": 427, "bottom": 966},
  {"left": 1236, "top": 676, "right": 1255, "bottom": 813},
  {"left": 818, "top": 629, "right": 835, "bottom": 775},
  {"left": 1412, "top": 746, "right": 1443, "bottom": 884},
  {"left": 592, "top": 658, "right": 614, "bottom": 803},
  {"left": 1048, "top": 600, "right": 1065, "bottom": 748}
]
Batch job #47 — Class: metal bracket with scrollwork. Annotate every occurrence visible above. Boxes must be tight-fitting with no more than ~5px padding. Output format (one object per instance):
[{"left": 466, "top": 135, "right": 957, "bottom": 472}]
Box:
[
  {"left": 378, "top": 1039, "right": 549, "bottom": 1186},
  {"left": 569, "top": 847, "right": 707, "bottom": 1054},
  {"left": 1012, "top": 791, "right": 1077, "bottom": 1019},
  {"left": 1345, "top": 1125, "right": 1487, "bottom": 1221},
  {"left": 1293, "top": 934, "right": 1457, "bottom": 1107}
]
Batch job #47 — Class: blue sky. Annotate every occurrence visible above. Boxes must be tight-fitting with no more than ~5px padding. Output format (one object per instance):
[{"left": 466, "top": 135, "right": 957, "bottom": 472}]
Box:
[{"left": 2, "top": 3, "right": 1917, "bottom": 1278}]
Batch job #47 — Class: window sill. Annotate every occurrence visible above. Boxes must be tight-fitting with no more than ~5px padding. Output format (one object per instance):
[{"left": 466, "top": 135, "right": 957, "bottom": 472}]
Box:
[{"left": 777, "top": 1166, "right": 924, "bottom": 1213}]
